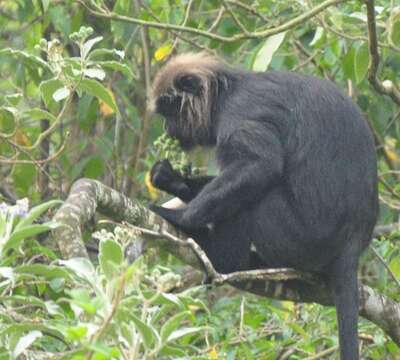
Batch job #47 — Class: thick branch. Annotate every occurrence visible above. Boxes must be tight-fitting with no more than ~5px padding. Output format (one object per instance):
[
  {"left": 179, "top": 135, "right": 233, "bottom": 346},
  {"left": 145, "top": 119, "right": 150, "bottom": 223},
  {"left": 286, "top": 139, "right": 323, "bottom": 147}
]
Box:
[{"left": 52, "top": 178, "right": 400, "bottom": 345}]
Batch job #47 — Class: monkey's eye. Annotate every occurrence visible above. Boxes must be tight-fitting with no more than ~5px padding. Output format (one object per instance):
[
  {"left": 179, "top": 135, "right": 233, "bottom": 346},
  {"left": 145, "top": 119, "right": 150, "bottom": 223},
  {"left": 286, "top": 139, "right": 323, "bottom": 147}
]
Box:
[{"left": 156, "top": 95, "right": 182, "bottom": 116}]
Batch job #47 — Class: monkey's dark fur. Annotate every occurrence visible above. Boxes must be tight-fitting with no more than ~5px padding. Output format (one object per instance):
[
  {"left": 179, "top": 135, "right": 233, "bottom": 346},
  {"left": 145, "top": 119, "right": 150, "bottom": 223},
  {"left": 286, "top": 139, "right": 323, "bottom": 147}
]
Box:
[{"left": 149, "top": 53, "right": 378, "bottom": 360}]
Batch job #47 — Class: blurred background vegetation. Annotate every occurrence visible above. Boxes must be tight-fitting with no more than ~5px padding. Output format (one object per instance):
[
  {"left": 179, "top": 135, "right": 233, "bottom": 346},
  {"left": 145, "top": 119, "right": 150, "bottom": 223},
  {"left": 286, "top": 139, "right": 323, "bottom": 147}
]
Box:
[{"left": 0, "top": 0, "right": 399, "bottom": 359}]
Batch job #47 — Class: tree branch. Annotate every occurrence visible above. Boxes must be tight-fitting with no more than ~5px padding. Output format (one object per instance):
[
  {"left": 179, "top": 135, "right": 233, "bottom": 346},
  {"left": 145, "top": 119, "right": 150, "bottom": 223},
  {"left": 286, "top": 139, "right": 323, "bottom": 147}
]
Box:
[
  {"left": 52, "top": 178, "right": 400, "bottom": 345},
  {"left": 79, "top": 0, "right": 346, "bottom": 43},
  {"left": 365, "top": 0, "right": 400, "bottom": 105}
]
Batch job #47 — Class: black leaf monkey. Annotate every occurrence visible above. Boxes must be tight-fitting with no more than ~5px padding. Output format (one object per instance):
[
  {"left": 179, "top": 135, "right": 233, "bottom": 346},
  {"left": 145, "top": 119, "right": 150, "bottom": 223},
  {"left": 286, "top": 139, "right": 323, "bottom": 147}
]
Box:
[{"left": 149, "top": 53, "right": 378, "bottom": 360}]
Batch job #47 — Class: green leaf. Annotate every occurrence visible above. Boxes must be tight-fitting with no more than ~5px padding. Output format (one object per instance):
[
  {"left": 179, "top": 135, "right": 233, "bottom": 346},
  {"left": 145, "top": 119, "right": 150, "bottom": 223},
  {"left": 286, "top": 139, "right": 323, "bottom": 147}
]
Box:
[
  {"left": 389, "top": 257, "right": 400, "bottom": 278},
  {"left": 0, "top": 48, "right": 51, "bottom": 71},
  {"left": 390, "top": 11, "right": 400, "bottom": 47},
  {"left": 15, "top": 264, "right": 71, "bottom": 280},
  {"left": 83, "top": 156, "right": 105, "bottom": 178},
  {"left": 82, "top": 36, "right": 103, "bottom": 59},
  {"left": 48, "top": 6, "right": 70, "bottom": 35},
  {"left": 5, "top": 94, "right": 23, "bottom": 107},
  {"left": 252, "top": 32, "right": 286, "bottom": 72},
  {"left": 4, "top": 224, "right": 55, "bottom": 252},
  {"left": 83, "top": 68, "right": 106, "bottom": 80},
  {"left": 0, "top": 295, "right": 46, "bottom": 308},
  {"left": 160, "top": 311, "right": 189, "bottom": 343},
  {"left": 53, "top": 87, "right": 71, "bottom": 102},
  {"left": 40, "top": 79, "right": 64, "bottom": 108},
  {"left": 288, "top": 322, "right": 308, "bottom": 337},
  {"left": 160, "top": 345, "right": 186, "bottom": 357},
  {"left": 0, "top": 324, "right": 63, "bottom": 341},
  {"left": 130, "top": 313, "right": 158, "bottom": 349},
  {"left": 12, "top": 163, "right": 36, "bottom": 196},
  {"left": 88, "top": 48, "right": 125, "bottom": 60},
  {"left": 79, "top": 79, "right": 118, "bottom": 114},
  {"left": 167, "top": 326, "right": 205, "bottom": 343},
  {"left": 354, "top": 43, "right": 369, "bottom": 84},
  {"left": 66, "top": 326, "right": 88, "bottom": 341},
  {"left": 68, "top": 288, "right": 98, "bottom": 314},
  {"left": 13, "top": 331, "right": 42, "bottom": 358},
  {"left": 99, "top": 239, "right": 123, "bottom": 279},
  {"left": 49, "top": 277, "right": 65, "bottom": 292},
  {"left": 98, "top": 61, "right": 134, "bottom": 78},
  {"left": 342, "top": 47, "right": 356, "bottom": 81},
  {"left": 41, "top": 0, "right": 50, "bottom": 11},
  {"left": 59, "top": 258, "right": 96, "bottom": 283},
  {"left": 23, "top": 108, "right": 57, "bottom": 122},
  {"left": 155, "top": 293, "right": 182, "bottom": 307},
  {"left": 309, "top": 27, "right": 324, "bottom": 47},
  {"left": 15, "top": 200, "right": 62, "bottom": 231}
]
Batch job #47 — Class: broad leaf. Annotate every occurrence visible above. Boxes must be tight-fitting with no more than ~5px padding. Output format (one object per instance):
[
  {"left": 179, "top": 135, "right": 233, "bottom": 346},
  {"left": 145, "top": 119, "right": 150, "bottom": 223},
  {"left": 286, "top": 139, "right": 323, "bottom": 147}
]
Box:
[
  {"left": 80, "top": 79, "right": 118, "bottom": 114},
  {"left": 98, "top": 61, "right": 134, "bottom": 78},
  {"left": 0, "top": 48, "right": 51, "bottom": 70},
  {"left": 310, "top": 27, "right": 324, "bottom": 47},
  {"left": 354, "top": 43, "right": 369, "bottom": 84},
  {"left": 130, "top": 313, "right": 158, "bottom": 349},
  {"left": 160, "top": 311, "right": 189, "bottom": 343},
  {"left": 4, "top": 224, "right": 56, "bottom": 252},
  {"left": 16, "top": 264, "right": 71, "bottom": 280},
  {"left": 15, "top": 199, "right": 62, "bottom": 230},
  {"left": 99, "top": 239, "right": 123, "bottom": 279},
  {"left": 59, "top": 257, "right": 96, "bottom": 283},
  {"left": 40, "top": 79, "right": 64, "bottom": 108},
  {"left": 82, "top": 36, "right": 103, "bottom": 59},
  {"left": 390, "top": 11, "right": 400, "bottom": 47},
  {"left": 252, "top": 32, "right": 286, "bottom": 72},
  {"left": 13, "top": 331, "right": 42, "bottom": 357},
  {"left": 23, "top": 108, "right": 57, "bottom": 122},
  {"left": 88, "top": 48, "right": 125, "bottom": 60},
  {"left": 83, "top": 68, "right": 106, "bottom": 80},
  {"left": 167, "top": 326, "right": 205, "bottom": 343},
  {"left": 53, "top": 87, "right": 71, "bottom": 102}
]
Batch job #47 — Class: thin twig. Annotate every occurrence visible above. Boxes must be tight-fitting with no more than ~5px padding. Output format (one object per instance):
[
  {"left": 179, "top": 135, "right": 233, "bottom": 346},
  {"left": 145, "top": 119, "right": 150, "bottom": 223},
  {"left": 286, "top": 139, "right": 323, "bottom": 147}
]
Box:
[
  {"left": 139, "top": 1, "right": 213, "bottom": 53},
  {"left": 370, "top": 246, "right": 400, "bottom": 289},
  {"left": 207, "top": 7, "right": 225, "bottom": 33},
  {"left": 304, "top": 346, "right": 339, "bottom": 360},
  {"left": 365, "top": 0, "right": 400, "bottom": 105},
  {"left": 221, "top": 0, "right": 250, "bottom": 35},
  {"left": 226, "top": 0, "right": 268, "bottom": 22},
  {"left": 171, "top": 0, "right": 195, "bottom": 51},
  {"left": 0, "top": 133, "right": 69, "bottom": 165},
  {"left": 292, "top": 40, "right": 329, "bottom": 79}
]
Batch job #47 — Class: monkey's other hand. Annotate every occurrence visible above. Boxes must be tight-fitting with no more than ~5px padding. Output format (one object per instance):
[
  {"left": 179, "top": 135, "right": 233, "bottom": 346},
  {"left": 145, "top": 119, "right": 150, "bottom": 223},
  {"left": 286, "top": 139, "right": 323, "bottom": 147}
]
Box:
[
  {"left": 149, "top": 204, "right": 185, "bottom": 229},
  {"left": 150, "top": 159, "right": 191, "bottom": 198},
  {"left": 151, "top": 160, "right": 182, "bottom": 189},
  {"left": 149, "top": 204, "right": 209, "bottom": 237}
]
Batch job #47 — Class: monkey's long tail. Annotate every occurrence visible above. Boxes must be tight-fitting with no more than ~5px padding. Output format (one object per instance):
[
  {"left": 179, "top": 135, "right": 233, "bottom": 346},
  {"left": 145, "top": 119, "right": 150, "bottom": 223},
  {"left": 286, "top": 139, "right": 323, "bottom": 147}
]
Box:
[{"left": 329, "top": 251, "right": 360, "bottom": 360}]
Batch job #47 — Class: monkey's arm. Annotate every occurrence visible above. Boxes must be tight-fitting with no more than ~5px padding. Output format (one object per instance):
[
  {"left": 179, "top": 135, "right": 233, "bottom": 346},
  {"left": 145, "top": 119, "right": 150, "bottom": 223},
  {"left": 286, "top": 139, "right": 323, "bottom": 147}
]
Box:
[
  {"left": 151, "top": 127, "right": 284, "bottom": 230},
  {"left": 151, "top": 159, "right": 215, "bottom": 202}
]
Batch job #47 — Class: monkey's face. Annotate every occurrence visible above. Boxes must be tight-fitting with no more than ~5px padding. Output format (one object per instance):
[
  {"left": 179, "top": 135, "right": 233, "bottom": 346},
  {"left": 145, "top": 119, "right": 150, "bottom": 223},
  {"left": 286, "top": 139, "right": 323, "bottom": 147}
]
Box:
[
  {"left": 152, "top": 70, "right": 218, "bottom": 150},
  {"left": 155, "top": 94, "right": 197, "bottom": 150}
]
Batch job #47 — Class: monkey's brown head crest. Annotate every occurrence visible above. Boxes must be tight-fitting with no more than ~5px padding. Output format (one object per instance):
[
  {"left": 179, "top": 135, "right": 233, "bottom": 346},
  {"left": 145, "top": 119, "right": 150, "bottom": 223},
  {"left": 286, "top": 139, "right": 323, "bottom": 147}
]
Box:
[
  {"left": 151, "top": 52, "right": 222, "bottom": 106},
  {"left": 150, "top": 52, "right": 226, "bottom": 149}
]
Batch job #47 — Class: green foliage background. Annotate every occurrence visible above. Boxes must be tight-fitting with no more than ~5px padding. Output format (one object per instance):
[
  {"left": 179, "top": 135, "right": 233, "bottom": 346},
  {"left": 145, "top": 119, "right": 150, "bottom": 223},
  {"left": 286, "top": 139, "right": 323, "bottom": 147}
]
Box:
[{"left": 0, "top": 0, "right": 399, "bottom": 359}]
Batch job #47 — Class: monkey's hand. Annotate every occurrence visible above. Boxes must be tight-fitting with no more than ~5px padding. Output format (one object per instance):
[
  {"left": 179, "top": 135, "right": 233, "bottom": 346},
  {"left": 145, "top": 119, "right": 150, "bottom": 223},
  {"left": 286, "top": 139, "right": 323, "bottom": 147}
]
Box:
[
  {"left": 149, "top": 204, "right": 209, "bottom": 237},
  {"left": 150, "top": 159, "right": 191, "bottom": 199}
]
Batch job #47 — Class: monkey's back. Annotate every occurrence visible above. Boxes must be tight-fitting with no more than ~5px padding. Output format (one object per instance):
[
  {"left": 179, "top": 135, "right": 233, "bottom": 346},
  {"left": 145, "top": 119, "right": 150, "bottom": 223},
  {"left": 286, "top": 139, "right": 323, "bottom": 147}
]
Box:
[{"left": 220, "top": 71, "right": 379, "bottom": 270}]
